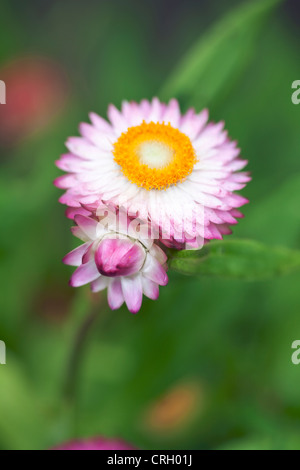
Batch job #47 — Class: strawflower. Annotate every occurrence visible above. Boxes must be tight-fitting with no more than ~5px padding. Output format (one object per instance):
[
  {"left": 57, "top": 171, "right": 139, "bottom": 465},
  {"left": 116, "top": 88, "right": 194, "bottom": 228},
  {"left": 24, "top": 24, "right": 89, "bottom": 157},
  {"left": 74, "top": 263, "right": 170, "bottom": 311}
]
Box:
[{"left": 55, "top": 98, "right": 250, "bottom": 248}]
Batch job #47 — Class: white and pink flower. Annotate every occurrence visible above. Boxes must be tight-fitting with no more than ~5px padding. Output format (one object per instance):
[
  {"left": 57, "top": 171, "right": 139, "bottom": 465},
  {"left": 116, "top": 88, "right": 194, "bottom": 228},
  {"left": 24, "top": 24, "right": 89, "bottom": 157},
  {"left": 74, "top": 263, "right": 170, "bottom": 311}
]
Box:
[
  {"left": 56, "top": 98, "right": 251, "bottom": 312},
  {"left": 55, "top": 98, "right": 250, "bottom": 249},
  {"left": 63, "top": 212, "right": 168, "bottom": 313}
]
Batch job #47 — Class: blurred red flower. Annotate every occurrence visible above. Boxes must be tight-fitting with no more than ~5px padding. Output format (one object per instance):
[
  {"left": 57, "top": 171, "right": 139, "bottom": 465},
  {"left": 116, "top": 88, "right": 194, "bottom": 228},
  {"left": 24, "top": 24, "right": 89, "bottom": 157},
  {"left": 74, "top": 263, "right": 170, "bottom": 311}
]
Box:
[{"left": 0, "top": 57, "right": 68, "bottom": 145}]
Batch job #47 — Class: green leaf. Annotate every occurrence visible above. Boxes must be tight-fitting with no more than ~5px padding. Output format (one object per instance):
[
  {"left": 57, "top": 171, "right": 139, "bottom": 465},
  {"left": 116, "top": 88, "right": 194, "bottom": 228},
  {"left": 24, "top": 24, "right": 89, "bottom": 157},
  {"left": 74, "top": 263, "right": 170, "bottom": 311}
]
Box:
[
  {"left": 169, "top": 239, "right": 300, "bottom": 280},
  {"left": 0, "top": 358, "right": 46, "bottom": 449},
  {"left": 160, "top": 0, "right": 282, "bottom": 108}
]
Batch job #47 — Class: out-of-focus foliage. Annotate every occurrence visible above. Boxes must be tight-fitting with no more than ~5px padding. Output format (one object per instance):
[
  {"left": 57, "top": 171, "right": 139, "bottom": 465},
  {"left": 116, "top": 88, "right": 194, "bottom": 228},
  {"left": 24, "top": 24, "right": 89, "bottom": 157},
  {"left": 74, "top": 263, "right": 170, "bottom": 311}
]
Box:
[
  {"left": 169, "top": 240, "right": 300, "bottom": 280},
  {"left": 0, "top": 0, "right": 299, "bottom": 450},
  {"left": 161, "top": 0, "right": 282, "bottom": 107}
]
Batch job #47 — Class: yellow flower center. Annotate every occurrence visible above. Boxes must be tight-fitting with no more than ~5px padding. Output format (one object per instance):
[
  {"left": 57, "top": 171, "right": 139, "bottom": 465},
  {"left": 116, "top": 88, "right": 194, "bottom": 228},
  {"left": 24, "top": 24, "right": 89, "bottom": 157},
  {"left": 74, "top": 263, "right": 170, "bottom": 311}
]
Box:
[{"left": 113, "top": 121, "right": 197, "bottom": 190}]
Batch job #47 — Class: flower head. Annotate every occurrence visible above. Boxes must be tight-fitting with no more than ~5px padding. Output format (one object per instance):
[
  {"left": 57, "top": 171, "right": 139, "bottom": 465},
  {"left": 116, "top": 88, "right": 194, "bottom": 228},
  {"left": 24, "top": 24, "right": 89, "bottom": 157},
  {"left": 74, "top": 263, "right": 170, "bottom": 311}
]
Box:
[
  {"left": 64, "top": 210, "right": 168, "bottom": 314},
  {"left": 55, "top": 98, "right": 250, "bottom": 249}
]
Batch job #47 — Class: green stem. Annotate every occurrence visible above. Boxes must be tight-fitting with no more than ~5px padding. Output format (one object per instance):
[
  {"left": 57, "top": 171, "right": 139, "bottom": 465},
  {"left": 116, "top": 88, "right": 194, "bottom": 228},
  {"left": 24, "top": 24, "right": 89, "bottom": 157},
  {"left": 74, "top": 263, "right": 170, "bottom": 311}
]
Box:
[{"left": 63, "top": 307, "right": 98, "bottom": 401}]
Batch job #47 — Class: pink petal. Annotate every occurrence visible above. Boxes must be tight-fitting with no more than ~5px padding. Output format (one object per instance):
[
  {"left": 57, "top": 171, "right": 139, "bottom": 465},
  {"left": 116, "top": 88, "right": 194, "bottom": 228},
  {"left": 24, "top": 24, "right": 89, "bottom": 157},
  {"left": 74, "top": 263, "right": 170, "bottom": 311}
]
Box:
[
  {"left": 162, "top": 98, "right": 180, "bottom": 128},
  {"left": 142, "top": 277, "right": 159, "bottom": 300},
  {"left": 63, "top": 242, "right": 90, "bottom": 266},
  {"left": 107, "top": 104, "right": 128, "bottom": 133},
  {"left": 55, "top": 153, "right": 87, "bottom": 172},
  {"left": 66, "top": 137, "right": 104, "bottom": 161},
  {"left": 74, "top": 215, "right": 98, "bottom": 240},
  {"left": 180, "top": 108, "right": 209, "bottom": 140},
  {"left": 142, "top": 255, "right": 168, "bottom": 286},
  {"left": 90, "top": 276, "right": 109, "bottom": 292},
  {"left": 59, "top": 191, "right": 81, "bottom": 207},
  {"left": 121, "top": 101, "right": 144, "bottom": 126},
  {"left": 121, "top": 275, "right": 143, "bottom": 314},
  {"left": 71, "top": 225, "right": 90, "bottom": 242},
  {"left": 107, "top": 278, "right": 124, "bottom": 310},
  {"left": 230, "top": 208, "right": 244, "bottom": 218},
  {"left": 69, "top": 260, "right": 100, "bottom": 287},
  {"left": 54, "top": 174, "right": 77, "bottom": 189},
  {"left": 65, "top": 206, "right": 91, "bottom": 220},
  {"left": 147, "top": 97, "right": 165, "bottom": 123},
  {"left": 89, "top": 112, "right": 114, "bottom": 133},
  {"left": 79, "top": 123, "right": 113, "bottom": 151},
  {"left": 149, "top": 244, "right": 167, "bottom": 265}
]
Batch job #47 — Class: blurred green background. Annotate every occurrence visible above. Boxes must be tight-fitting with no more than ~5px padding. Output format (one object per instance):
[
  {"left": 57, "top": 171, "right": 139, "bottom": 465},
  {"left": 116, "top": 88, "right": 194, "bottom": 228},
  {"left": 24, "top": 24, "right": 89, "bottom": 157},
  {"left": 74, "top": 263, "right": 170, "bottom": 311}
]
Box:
[{"left": 0, "top": 0, "right": 300, "bottom": 450}]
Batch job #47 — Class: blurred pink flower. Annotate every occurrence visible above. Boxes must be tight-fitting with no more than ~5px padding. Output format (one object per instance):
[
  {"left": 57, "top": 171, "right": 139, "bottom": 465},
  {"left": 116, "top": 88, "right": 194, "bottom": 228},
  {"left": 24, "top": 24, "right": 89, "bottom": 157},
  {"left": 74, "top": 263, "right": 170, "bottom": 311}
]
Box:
[{"left": 53, "top": 437, "right": 135, "bottom": 450}]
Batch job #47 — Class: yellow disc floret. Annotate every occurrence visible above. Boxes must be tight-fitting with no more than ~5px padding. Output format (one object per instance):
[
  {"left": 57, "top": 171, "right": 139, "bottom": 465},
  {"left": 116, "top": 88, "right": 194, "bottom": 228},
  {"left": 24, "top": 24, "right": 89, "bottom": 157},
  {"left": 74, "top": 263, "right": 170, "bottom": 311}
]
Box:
[{"left": 113, "top": 121, "right": 197, "bottom": 190}]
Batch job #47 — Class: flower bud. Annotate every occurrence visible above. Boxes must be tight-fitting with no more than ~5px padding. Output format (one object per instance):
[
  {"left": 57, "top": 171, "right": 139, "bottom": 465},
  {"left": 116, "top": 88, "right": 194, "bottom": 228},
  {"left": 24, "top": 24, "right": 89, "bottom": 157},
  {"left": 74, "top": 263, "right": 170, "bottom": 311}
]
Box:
[{"left": 95, "top": 237, "right": 145, "bottom": 277}]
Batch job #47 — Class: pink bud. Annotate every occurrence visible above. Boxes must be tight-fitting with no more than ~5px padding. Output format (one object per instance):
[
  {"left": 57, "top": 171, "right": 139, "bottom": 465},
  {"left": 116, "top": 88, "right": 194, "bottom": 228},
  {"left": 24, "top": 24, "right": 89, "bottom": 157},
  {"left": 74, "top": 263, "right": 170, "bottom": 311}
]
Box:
[{"left": 95, "top": 237, "right": 145, "bottom": 277}]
